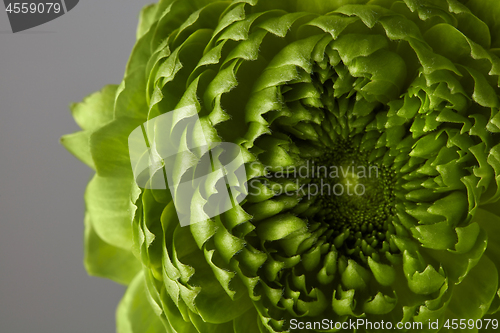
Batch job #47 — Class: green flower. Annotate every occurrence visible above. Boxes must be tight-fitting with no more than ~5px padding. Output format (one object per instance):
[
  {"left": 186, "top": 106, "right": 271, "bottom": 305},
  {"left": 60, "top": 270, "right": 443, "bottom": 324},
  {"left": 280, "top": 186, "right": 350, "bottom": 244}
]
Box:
[{"left": 62, "top": 0, "right": 500, "bottom": 332}]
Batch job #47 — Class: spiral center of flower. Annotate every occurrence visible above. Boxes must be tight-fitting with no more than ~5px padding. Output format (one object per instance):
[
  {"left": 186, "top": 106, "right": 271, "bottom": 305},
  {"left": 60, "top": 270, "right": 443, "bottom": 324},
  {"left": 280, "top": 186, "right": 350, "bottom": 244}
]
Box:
[{"left": 298, "top": 141, "right": 397, "bottom": 258}]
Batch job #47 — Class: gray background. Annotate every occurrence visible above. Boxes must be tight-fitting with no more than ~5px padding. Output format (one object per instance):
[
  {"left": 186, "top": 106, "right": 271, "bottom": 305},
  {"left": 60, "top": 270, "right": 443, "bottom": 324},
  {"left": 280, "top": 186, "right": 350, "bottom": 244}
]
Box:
[{"left": 0, "top": 1, "right": 153, "bottom": 332}]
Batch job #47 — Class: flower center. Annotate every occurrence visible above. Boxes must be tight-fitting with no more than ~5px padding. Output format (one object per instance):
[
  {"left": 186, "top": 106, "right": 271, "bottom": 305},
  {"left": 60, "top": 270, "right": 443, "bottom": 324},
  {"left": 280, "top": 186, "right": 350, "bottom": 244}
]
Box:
[{"left": 297, "top": 141, "right": 397, "bottom": 259}]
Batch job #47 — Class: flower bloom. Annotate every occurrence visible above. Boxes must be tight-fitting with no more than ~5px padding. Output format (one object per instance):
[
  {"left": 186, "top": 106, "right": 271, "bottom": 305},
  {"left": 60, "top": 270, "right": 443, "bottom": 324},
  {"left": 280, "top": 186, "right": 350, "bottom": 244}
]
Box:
[{"left": 63, "top": 0, "right": 500, "bottom": 332}]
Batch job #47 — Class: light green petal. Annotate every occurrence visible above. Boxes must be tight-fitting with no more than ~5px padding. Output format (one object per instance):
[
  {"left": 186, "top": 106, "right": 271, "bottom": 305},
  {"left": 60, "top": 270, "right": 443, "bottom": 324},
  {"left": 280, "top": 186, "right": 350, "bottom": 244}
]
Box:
[
  {"left": 60, "top": 131, "right": 95, "bottom": 169},
  {"left": 90, "top": 118, "right": 140, "bottom": 178},
  {"left": 137, "top": 4, "right": 159, "bottom": 40},
  {"left": 84, "top": 213, "right": 142, "bottom": 285},
  {"left": 117, "top": 271, "right": 168, "bottom": 333},
  {"left": 70, "top": 85, "right": 117, "bottom": 131},
  {"left": 85, "top": 174, "right": 140, "bottom": 250}
]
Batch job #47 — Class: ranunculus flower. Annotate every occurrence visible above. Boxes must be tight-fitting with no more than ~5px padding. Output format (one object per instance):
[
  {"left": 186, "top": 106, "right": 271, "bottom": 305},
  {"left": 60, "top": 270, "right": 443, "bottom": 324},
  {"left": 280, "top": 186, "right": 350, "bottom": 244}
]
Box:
[{"left": 62, "top": 0, "right": 500, "bottom": 332}]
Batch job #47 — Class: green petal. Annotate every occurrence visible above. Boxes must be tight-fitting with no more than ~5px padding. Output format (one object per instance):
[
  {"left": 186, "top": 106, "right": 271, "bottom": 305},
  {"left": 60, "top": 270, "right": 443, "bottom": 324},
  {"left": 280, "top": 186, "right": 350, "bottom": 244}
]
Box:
[
  {"left": 332, "top": 287, "right": 357, "bottom": 317},
  {"left": 234, "top": 309, "right": 260, "bottom": 333},
  {"left": 60, "top": 131, "right": 95, "bottom": 169},
  {"left": 465, "top": 0, "right": 500, "bottom": 48},
  {"left": 411, "top": 221, "right": 457, "bottom": 250},
  {"left": 367, "top": 257, "right": 395, "bottom": 287},
  {"left": 90, "top": 118, "right": 141, "bottom": 178},
  {"left": 84, "top": 213, "right": 141, "bottom": 285},
  {"left": 137, "top": 4, "right": 158, "bottom": 40},
  {"left": 362, "top": 292, "right": 397, "bottom": 315},
  {"left": 446, "top": 254, "right": 498, "bottom": 320},
  {"left": 85, "top": 174, "right": 140, "bottom": 250},
  {"left": 70, "top": 85, "right": 117, "bottom": 131},
  {"left": 117, "top": 272, "right": 167, "bottom": 333},
  {"left": 341, "top": 259, "right": 371, "bottom": 290},
  {"left": 255, "top": 214, "right": 307, "bottom": 241}
]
